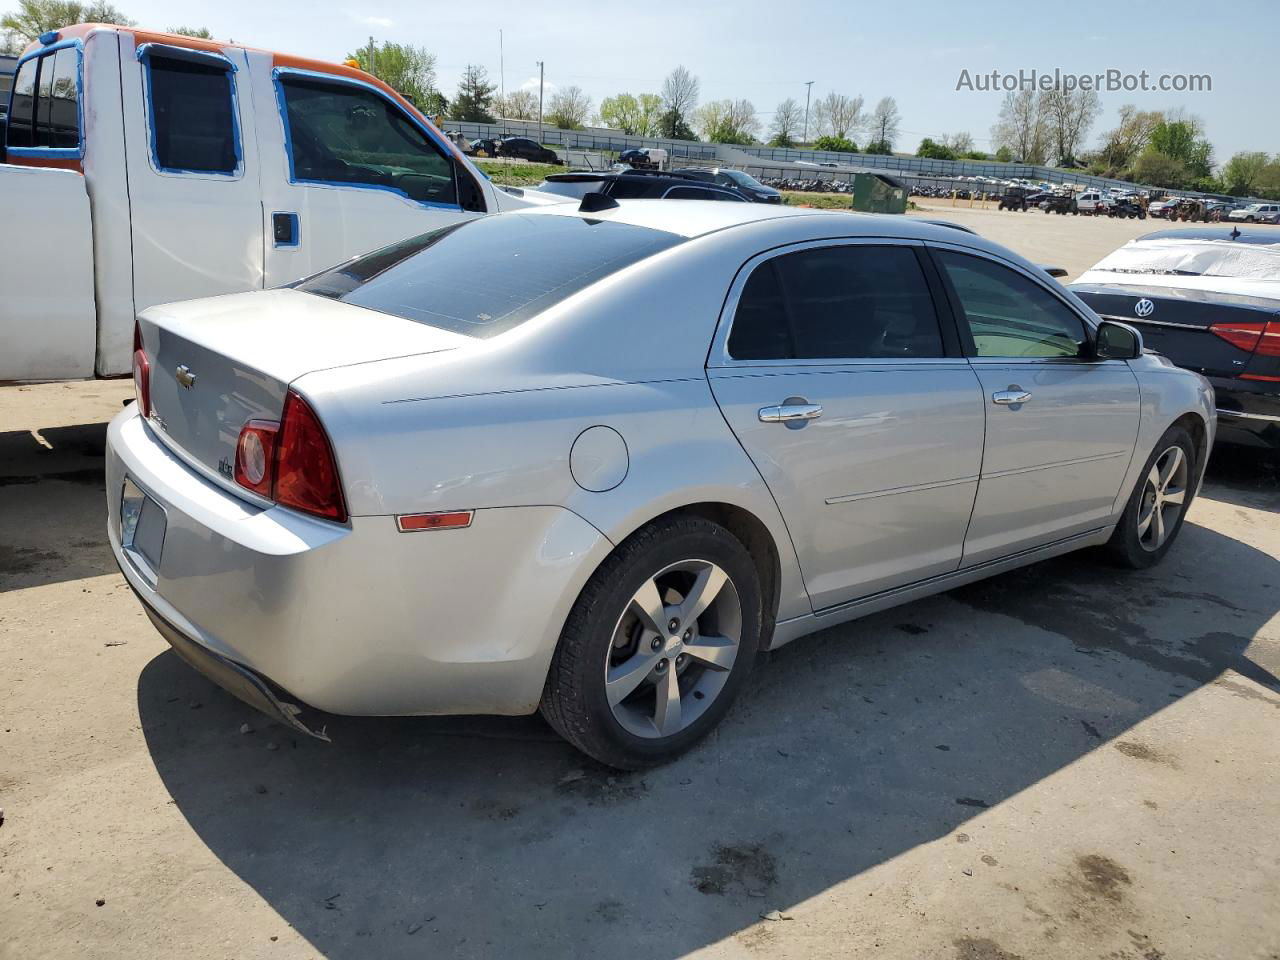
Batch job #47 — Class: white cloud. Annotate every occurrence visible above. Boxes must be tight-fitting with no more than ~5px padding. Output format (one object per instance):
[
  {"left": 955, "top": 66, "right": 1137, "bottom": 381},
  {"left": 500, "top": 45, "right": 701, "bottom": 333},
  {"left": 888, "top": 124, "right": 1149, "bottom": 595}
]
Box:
[
  {"left": 349, "top": 12, "right": 394, "bottom": 28},
  {"left": 518, "top": 75, "right": 555, "bottom": 94}
]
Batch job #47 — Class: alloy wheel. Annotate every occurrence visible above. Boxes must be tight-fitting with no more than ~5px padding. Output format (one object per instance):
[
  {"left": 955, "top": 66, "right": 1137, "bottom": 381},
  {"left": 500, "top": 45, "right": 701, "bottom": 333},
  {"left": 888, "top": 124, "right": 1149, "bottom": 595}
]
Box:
[
  {"left": 1137, "top": 445, "right": 1190, "bottom": 551},
  {"left": 605, "top": 559, "right": 742, "bottom": 739}
]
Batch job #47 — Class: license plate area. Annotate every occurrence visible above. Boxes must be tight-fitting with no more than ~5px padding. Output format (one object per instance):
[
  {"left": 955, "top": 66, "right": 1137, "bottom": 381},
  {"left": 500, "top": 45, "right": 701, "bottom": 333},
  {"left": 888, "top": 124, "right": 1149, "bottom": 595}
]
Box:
[{"left": 120, "top": 476, "right": 167, "bottom": 585}]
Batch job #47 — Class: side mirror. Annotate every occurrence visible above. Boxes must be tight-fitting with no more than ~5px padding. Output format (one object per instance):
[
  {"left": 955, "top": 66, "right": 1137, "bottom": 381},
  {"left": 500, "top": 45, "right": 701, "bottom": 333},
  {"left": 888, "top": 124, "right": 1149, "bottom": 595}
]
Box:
[{"left": 1095, "top": 319, "right": 1143, "bottom": 360}]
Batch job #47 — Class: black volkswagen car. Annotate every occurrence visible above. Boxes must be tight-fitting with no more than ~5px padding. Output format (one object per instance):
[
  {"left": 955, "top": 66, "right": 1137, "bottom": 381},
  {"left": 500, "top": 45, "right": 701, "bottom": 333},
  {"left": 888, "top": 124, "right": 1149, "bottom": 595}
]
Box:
[{"left": 1071, "top": 226, "right": 1280, "bottom": 450}]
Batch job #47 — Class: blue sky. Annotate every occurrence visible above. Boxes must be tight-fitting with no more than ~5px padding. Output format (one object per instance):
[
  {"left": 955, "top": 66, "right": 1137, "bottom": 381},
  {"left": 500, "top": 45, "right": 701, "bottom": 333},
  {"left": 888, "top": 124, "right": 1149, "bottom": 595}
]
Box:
[{"left": 121, "top": 0, "right": 1274, "bottom": 163}]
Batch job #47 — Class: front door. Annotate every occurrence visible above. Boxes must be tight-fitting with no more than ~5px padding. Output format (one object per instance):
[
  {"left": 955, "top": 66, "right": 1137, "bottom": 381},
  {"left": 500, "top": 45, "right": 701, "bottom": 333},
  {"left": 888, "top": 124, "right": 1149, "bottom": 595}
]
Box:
[
  {"left": 707, "top": 240, "right": 986, "bottom": 611},
  {"left": 252, "top": 61, "right": 485, "bottom": 286},
  {"left": 930, "top": 246, "right": 1142, "bottom": 565}
]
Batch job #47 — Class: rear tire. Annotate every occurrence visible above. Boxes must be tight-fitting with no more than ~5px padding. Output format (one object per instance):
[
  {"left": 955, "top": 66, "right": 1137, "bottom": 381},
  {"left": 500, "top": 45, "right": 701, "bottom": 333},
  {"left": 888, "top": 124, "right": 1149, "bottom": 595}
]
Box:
[
  {"left": 1106, "top": 425, "right": 1197, "bottom": 569},
  {"left": 541, "top": 515, "right": 764, "bottom": 769}
]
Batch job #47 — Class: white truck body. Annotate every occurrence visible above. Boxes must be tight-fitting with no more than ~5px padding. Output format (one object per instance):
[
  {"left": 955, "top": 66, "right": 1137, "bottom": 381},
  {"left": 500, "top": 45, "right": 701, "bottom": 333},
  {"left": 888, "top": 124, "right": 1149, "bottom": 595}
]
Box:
[{"left": 0, "top": 25, "right": 551, "bottom": 381}]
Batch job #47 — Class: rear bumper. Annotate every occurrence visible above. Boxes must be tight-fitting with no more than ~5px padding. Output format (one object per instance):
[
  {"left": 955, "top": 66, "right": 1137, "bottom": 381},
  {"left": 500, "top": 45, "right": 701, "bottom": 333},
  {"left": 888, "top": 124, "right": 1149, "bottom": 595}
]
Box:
[
  {"left": 106, "top": 407, "right": 612, "bottom": 717},
  {"left": 1210, "top": 376, "right": 1280, "bottom": 450}
]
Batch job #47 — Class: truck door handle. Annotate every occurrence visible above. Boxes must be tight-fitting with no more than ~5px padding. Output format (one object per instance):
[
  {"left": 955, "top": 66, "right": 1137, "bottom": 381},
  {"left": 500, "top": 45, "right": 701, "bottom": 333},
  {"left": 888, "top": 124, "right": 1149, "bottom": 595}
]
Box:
[
  {"left": 992, "top": 388, "right": 1032, "bottom": 405},
  {"left": 272, "top": 212, "right": 299, "bottom": 247},
  {"left": 759, "top": 402, "right": 823, "bottom": 423}
]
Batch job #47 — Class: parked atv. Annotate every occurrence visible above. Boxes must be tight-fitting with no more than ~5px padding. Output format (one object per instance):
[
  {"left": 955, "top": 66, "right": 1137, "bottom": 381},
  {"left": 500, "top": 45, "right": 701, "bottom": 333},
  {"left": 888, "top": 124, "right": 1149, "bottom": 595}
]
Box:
[
  {"left": 1108, "top": 198, "right": 1147, "bottom": 220},
  {"left": 1041, "top": 194, "right": 1078, "bottom": 215},
  {"left": 998, "top": 186, "right": 1035, "bottom": 211}
]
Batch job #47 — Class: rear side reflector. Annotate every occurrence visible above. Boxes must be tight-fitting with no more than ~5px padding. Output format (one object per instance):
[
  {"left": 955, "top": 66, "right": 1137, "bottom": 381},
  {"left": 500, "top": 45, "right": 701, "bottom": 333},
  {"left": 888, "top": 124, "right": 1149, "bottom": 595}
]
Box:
[
  {"left": 1240, "top": 374, "right": 1280, "bottom": 383},
  {"left": 397, "top": 511, "right": 474, "bottom": 532}
]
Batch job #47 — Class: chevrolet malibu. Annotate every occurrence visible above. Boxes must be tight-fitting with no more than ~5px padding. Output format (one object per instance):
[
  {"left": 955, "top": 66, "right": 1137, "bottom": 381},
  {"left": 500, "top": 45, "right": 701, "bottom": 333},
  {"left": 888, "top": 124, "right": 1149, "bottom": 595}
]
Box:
[{"left": 107, "top": 201, "right": 1215, "bottom": 769}]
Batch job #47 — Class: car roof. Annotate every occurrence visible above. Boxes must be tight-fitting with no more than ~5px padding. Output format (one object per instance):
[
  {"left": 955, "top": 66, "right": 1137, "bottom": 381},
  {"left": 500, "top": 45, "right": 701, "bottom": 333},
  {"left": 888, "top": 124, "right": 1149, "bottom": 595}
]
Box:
[
  {"left": 1137, "top": 226, "right": 1280, "bottom": 245},
  {"left": 517, "top": 200, "right": 1014, "bottom": 249}
]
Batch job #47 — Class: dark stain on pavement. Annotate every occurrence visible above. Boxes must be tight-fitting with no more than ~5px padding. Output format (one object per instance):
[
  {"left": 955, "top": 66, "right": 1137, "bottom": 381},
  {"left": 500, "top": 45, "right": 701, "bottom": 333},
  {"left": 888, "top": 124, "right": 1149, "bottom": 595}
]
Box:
[
  {"left": 953, "top": 936, "right": 1026, "bottom": 960},
  {"left": 1114, "top": 741, "right": 1176, "bottom": 767},
  {"left": 1075, "top": 854, "right": 1132, "bottom": 902},
  {"left": 691, "top": 844, "right": 778, "bottom": 896}
]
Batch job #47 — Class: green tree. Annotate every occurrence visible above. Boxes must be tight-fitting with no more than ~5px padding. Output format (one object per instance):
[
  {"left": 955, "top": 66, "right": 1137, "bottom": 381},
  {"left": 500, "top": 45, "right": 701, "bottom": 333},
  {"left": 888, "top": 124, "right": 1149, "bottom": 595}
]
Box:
[
  {"left": 994, "top": 145, "right": 1014, "bottom": 163},
  {"left": 545, "top": 84, "right": 591, "bottom": 129},
  {"left": 2, "top": 0, "right": 132, "bottom": 42},
  {"left": 1148, "top": 119, "right": 1213, "bottom": 180},
  {"left": 867, "top": 97, "right": 900, "bottom": 153},
  {"left": 1221, "top": 151, "right": 1270, "bottom": 197},
  {"left": 695, "top": 98, "right": 758, "bottom": 145},
  {"left": 863, "top": 139, "right": 893, "bottom": 155},
  {"left": 496, "top": 89, "right": 538, "bottom": 121},
  {"left": 168, "top": 25, "right": 211, "bottom": 38},
  {"left": 813, "top": 134, "right": 857, "bottom": 153},
  {"left": 450, "top": 63, "right": 496, "bottom": 123},
  {"left": 1131, "top": 149, "right": 1189, "bottom": 188},
  {"left": 768, "top": 97, "right": 802, "bottom": 148},
  {"left": 916, "top": 137, "right": 957, "bottom": 160},
  {"left": 349, "top": 42, "right": 445, "bottom": 114},
  {"left": 598, "top": 92, "right": 661, "bottom": 136},
  {"left": 1255, "top": 160, "right": 1280, "bottom": 200}
]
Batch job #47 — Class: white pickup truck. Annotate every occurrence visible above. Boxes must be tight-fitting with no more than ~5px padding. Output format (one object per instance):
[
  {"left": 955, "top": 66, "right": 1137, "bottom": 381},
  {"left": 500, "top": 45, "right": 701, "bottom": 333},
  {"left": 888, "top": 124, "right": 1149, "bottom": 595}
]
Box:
[{"left": 1, "top": 24, "right": 552, "bottom": 380}]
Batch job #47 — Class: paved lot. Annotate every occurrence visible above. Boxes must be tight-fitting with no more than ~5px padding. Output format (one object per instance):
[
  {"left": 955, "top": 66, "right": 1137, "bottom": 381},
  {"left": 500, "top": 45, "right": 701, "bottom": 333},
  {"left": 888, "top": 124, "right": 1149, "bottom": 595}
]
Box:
[{"left": 2, "top": 215, "right": 1279, "bottom": 960}]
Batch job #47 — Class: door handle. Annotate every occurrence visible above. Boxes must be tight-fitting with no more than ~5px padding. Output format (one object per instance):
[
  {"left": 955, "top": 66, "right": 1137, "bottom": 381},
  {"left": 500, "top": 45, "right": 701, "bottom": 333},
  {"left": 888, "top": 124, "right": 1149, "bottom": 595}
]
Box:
[
  {"left": 272, "top": 212, "right": 299, "bottom": 247},
  {"left": 759, "top": 402, "right": 823, "bottom": 423},
  {"left": 992, "top": 388, "right": 1032, "bottom": 405}
]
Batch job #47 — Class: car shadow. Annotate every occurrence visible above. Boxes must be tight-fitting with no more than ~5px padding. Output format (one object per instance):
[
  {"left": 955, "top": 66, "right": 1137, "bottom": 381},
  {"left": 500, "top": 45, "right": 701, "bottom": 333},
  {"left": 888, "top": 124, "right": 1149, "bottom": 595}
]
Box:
[
  {"left": 137, "top": 506, "right": 1279, "bottom": 959},
  {"left": 0, "top": 422, "right": 114, "bottom": 593}
]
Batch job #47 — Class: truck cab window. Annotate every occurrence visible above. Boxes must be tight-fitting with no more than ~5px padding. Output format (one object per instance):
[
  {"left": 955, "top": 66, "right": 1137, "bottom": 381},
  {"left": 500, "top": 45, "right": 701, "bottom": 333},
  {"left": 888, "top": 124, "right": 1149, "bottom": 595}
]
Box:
[
  {"left": 6, "top": 49, "right": 80, "bottom": 152},
  {"left": 278, "top": 75, "right": 470, "bottom": 209},
  {"left": 145, "top": 55, "right": 238, "bottom": 174}
]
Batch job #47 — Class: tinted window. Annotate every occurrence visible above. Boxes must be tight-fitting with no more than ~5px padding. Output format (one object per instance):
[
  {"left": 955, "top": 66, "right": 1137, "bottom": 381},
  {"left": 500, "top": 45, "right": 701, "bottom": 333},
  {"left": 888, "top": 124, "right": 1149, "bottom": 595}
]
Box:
[
  {"left": 936, "top": 251, "right": 1086, "bottom": 358},
  {"left": 46, "top": 47, "right": 80, "bottom": 148},
  {"left": 295, "top": 214, "right": 683, "bottom": 339},
  {"left": 148, "top": 56, "right": 237, "bottom": 173},
  {"left": 728, "top": 246, "right": 945, "bottom": 360},
  {"left": 606, "top": 177, "right": 654, "bottom": 199},
  {"left": 665, "top": 186, "right": 720, "bottom": 200},
  {"left": 280, "top": 76, "right": 458, "bottom": 206},
  {"left": 6, "top": 57, "right": 37, "bottom": 147}
]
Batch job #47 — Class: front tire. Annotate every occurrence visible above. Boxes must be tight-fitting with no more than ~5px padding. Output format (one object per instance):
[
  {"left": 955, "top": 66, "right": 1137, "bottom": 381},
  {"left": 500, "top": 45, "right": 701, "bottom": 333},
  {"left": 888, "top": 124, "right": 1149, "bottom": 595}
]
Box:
[
  {"left": 541, "top": 515, "right": 764, "bottom": 769},
  {"left": 1106, "top": 425, "right": 1197, "bottom": 569}
]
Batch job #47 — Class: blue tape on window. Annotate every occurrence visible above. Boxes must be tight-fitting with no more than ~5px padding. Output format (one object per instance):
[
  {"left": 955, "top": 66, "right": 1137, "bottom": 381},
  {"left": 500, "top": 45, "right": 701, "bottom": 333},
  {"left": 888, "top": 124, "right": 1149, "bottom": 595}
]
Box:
[
  {"left": 6, "top": 39, "right": 85, "bottom": 159},
  {"left": 138, "top": 44, "right": 244, "bottom": 178},
  {"left": 271, "top": 66, "right": 464, "bottom": 211}
]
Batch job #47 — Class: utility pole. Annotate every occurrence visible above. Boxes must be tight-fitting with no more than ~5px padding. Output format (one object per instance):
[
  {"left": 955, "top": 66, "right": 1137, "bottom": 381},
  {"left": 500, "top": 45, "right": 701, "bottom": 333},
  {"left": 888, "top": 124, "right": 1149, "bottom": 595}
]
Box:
[
  {"left": 367, "top": 36, "right": 375, "bottom": 77},
  {"left": 803, "top": 80, "right": 814, "bottom": 144},
  {"left": 499, "top": 29, "right": 506, "bottom": 136},
  {"left": 536, "top": 60, "right": 544, "bottom": 143}
]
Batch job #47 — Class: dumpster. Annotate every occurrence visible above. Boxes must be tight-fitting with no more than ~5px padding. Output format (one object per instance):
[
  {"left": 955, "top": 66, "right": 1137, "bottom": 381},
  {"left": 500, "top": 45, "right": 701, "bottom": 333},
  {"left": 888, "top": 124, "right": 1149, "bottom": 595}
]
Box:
[{"left": 851, "top": 173, "right": 908, "bottom": 214}]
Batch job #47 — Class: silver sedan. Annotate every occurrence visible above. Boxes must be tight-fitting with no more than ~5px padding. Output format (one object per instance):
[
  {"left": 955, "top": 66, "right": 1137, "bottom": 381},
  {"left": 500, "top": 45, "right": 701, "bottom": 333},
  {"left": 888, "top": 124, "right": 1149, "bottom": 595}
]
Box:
[{"left": 106, "top": 201, "right": 1215, "bottom": 768}]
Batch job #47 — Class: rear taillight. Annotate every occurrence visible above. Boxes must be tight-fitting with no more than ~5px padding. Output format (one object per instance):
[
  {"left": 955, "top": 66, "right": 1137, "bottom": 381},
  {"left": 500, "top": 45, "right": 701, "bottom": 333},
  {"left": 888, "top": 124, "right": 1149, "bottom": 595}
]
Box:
[
  {"left": 234, "top": 420, "right": 279, "bottom": 497},
  {"left": 1255, "top": 321, "right": 1280, "bottom": 358},
  {"left": 132, "top": 348, "right": 151, "bottom": 418},
  {"left": 233, "top": 389, "right": 347, "bottom": 523},
  {"left": 1208, "top": 321, "right": 1266, "bottom": 353}
]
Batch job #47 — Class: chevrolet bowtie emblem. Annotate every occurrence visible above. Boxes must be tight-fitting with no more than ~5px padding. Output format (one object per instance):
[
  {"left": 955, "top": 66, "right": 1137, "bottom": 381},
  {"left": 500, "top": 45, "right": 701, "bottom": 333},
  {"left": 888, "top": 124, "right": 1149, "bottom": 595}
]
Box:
[{"left": 175, "top": 364, "right": 196, "bottom": 389}]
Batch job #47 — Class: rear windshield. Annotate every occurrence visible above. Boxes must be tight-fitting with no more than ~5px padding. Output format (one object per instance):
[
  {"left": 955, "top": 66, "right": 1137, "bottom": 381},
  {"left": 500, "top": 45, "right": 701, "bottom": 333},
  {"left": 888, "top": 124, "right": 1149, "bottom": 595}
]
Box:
[{"left": 295, "top": 214, "right": 682, "bottom": 338}]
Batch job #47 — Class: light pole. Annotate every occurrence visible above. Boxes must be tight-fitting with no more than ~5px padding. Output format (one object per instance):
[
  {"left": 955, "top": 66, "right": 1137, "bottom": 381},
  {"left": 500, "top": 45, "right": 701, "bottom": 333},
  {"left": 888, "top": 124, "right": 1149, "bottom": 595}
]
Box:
[
  {"left": 802, "top": 80, "right": 814, "bottom": 144},
  {"left": 536, "top": 60, "right": 545, "bottom": 144},
  {"left": 499, "top": 29, "right": 506, "bottom": 136}
]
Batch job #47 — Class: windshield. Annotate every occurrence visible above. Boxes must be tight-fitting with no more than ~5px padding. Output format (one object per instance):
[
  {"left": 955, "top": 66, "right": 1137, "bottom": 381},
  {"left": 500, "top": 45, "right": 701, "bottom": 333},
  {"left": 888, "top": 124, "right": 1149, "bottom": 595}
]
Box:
[
  {"left": 722, "top": 170, "right": 764, "bottom": 188},
  {"left": 1087, "top": 238, "right": 1280, "bottom": 280},
  {"left": 294, "top": 214, "right": 684, "bottom": 338}
]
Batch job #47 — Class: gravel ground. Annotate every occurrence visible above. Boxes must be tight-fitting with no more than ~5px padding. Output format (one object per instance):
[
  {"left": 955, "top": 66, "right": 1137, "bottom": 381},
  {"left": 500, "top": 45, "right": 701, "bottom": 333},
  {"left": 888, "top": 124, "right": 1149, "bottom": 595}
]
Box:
[{"left": 1, "top": 215, "right": 1278, "bottom": 960}]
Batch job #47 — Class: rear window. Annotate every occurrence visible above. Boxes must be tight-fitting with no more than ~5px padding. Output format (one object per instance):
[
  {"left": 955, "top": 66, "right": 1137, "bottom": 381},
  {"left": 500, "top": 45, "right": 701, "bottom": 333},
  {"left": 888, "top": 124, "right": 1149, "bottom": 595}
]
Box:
[{"left": 295, "top": 214, "right": 683, "bottom": 338}]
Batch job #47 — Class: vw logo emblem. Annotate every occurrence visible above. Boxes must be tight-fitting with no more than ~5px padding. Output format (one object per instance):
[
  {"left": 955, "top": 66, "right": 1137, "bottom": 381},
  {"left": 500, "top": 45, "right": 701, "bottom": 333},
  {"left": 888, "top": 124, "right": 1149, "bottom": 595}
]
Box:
[{"left": 1134, "top": 298, "right": 1155, "bottom": 318}]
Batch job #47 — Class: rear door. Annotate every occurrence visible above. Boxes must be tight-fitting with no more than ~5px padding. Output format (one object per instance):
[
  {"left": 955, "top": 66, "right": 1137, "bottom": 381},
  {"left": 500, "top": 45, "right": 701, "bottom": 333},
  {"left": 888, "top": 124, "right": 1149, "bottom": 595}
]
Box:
[
  {"left": 254, "top": 63, "right": 486, "bottom": 287},
  {"left": 707, "top": 240, "right": 985, "bottom": 611},
  {"left": 122, "top": 41, "right": 264, "bottom": 313},
  {"left": 931, "top": 246, "right": 1141, "bottom": 565}
]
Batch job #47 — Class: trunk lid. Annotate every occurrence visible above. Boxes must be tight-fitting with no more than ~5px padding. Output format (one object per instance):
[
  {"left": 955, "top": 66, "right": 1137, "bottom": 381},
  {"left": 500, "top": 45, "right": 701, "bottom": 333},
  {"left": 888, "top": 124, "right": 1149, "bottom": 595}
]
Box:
[
  {"left": 1071, "top": 280, "right": 1280, "bottom": 378},
  {"left": 139, "top": 289, "right": 468, "bottom": 493}
]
